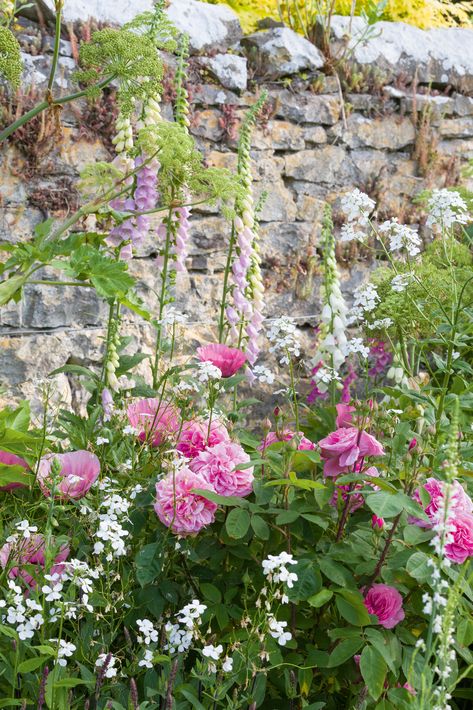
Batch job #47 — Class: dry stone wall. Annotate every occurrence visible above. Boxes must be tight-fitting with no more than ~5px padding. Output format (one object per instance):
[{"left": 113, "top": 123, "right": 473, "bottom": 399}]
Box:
[{"left": 1, "top": 0, "right": 473, "bottom": 410}]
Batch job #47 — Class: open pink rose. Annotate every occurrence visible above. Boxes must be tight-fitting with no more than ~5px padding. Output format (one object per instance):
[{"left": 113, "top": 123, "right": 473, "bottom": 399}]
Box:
[
  {"left": 190, "top": 441, "right": 254, "bottom": 498},
  {"left": 364, "top": 584, "right": 405, "bottom": 629},
  {"left": 127, "top": 398, "right": 180, "bottom": 446},
  {"left": 154, "top": 467, "right": 217, "bottom": 536},
  {"left": 0, "top": 450, "right": 29, "bottom": 491},
  {"left": 177, "top": 419, "right": 230, "bottom": 459},
  {"left": 196, "top": 344, "right": 247, "bottom": 377},
  {"left": 0, "top": 534, "right": 69, "bottom": 588},
  {"left": 37, "top": 451, "right": 100, "bottom": 500},
  {"left": 411, "top": 477, "right": 473, "bottom": 528},
  {"left": 335, "top": 403, "right": 355, "bottom": 428},
  {"left": 259, "top": 429, "right": 315, "bottom": 452},
  {"left": 318, "top": 427, "right": 384, "bottom": 477},
  {"left": 445, "top": 512, "right": 473, "bottom": 564}
]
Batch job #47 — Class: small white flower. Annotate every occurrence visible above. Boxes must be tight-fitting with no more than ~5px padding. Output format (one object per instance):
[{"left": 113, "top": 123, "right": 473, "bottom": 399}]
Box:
[
  {"left": 426, "top": 189, "right": 470, "bottom": 231},
  {"left": 267, "top": 615, "right": 292, "bottom": 646},
  {"left": 346, "top": 338, "right": 370, "bottom": 359},
  {"left": 197, "top": 361, "right": 222, "bottom": 383},
  {"left": 222, "top": 656, "right": 233, "bottom": 672},
  {"left": 123, "top": 425, "right": 137, "bottom": 436},
  {"left": 95, "top": 653, "right": 118, "bottom": 678},
  {"left": 96, "top": 436, "right": 109, "bottom": 446},
  {"left": 391, "top": 273, "right": 413, "bottom": 293},
  {"left": 138, "top": 649, "right": 154, "bottom": 669},
  {"left": 252, "top": 365, "right": 275, "bottom": 385},
  {"left": 367, "top": 318, "right": 393, "bottom": 330},
  {"left": 55, "top": 640, "right": 76, "bottom": 667},
  {"left": 379, "top": 218, "right": 422, "bottom": 257},
  {"left": 340, "top": 188, "right": 375, "bottom": 225},
  {"left": 202, "top": 644, "right": 223, "bottom": 661},
  {"left": 340, "top": 222, "right": 367, "bottom": 243},
  {"left": 15, "top": 520, "right": 38, "bottom": 539}
]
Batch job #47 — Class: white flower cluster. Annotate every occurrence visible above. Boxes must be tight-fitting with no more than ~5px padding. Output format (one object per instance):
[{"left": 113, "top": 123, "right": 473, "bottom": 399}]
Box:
[
  {"left": 202, "top": 644, "right": 233, "bottom": 674},
  {"left": 60, "top": 558, "right": 100, "bottom": 615},
  {"left": 347, "top": 282, "right": 380, "bottom": 325},
  {"left": 53, "top": 639, "right": 76, "bottom": 667},
  {"left": 346, "top": 338, "right": 370, "bottom": 359},
  {"left": 135, "top": 618, "right": 159, "bottom": 669},
  {"left": 252, "top": 364, "right": 275, "bottom": 385},
  {"left": 159, "top": 307, "right": 188, "bottom": 329},
  {"left": 391, "top": 273, "right": 413, "bottom": 293},
  {"left": 426, "top": 189, "right": 470, "bottom": 231},
  {"left": 267, "top": 615, "right": 292, "bottom": 646},
  {"left": 7, "top": 520, "right": 38, "bottom": 541},
  {"left": 262, "top": 552, "right": 298, "bottom": 589},
  {"left": 340, "top": 189, "right": 375, "bottom": 243},
  {"left": 197, "top": 361, "right": 223, "bottom": 384},
  {"left": 95, "top": 652, "right": 119, "bottom": 678},
  {"left": 164, "top": 599, "right": 206, "bottom": 655},
  {"left": 1, "top": 580, "right": 44, "bottom": 640},
  {"left": 310, "top": 366, "right": 341, "bottom": 394},
  {"left": 366, "top": 318, "right": 393, "bottom": 330},
  {"left": 93, "top": 493, "right": 131, "bottom": 561},
  {"left": 379, "top": 218, "right": 422, "bottom": 257},
  {"left": 267, "top": 317, "right": 301, "bottom": 365}
]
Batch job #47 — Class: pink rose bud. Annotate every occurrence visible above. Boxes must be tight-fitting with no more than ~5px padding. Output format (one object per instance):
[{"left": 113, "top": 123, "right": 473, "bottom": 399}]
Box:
[
  {"left": 262, "top": 418, "right": 272, "bottom": 432},
  {"left": 372, "top": 515, "right": 384, "bottom": 530},
  {"left": 408, "top": 438, "right": 417, "bottom": 451},
  {"left": 368, "top": 399, "right": 374, "bottom": 410},
  {"left": 274, "top": 406, "right": 280, "bottom": 418}
]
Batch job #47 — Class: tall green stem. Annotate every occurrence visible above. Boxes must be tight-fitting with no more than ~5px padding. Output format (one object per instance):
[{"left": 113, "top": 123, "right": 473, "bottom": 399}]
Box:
[
  {"left": 218, "top": 222, "right": 236, "bottom": 343},
  {"left": 152, "top": 202, "right": 175, "bottom": 387},
  {"left": 48, "top": 3, "right": 63, "bottom": 92}
]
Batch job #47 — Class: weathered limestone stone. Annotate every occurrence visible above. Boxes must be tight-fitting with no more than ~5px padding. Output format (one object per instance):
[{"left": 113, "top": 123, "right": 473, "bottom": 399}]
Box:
[
  {"left": 284, "top": 146, "right": 349, "bottom": 184},
  {"left": 259, "top": 222, "right": 318, "bottom": 261},
  {"left": 274, "top": 90, "right": 340, "bottom": 125},
  {"left": 167, "top": 0, "right": 242, "bottom": 54},
  {"left": 242, "top": 27, "right": 324, "bottom": 80},
  {"left": 295, "top": 193, "right": 326, "bottom": 223},
  {"left": 331, "top": 114, "right": 416, "bottom": 150},
  {"left": 438, "top": 118, "right": 473, "bottom": 139},
  {"left": 199, "top": 54, "right": 247, "bottom": 91},
  {"left": 252, "top": 121, "right": 305, "bottom": 151},
  {"left": 191, "top": 109, "right": 225, "bottom": 142},
  {"left": 453, "top": 95, "right": 473, "bottom": 117},
  {"left": 34, "top": 0, "right": 152, "bottom": 25},
  {"left": 330, "top": 15, "right": 473, "bottom": 92},
  {"left": 253, "top": 181, "right": 297, "bottom": 223},
  {"left": 302, "top": 125, "right": 327, "bottom": 145}
]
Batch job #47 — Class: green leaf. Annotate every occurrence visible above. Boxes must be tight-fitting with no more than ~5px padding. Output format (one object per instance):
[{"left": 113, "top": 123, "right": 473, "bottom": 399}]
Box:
[
  {"left": 335, "top": 590, "right": 371, "bottom": 626},
  {"left": 53, "top": 678, "right": 94, "bottom": 688},
  {"left": 49, "top": 364, "right": 100, "bottom": 381},
  {"left": 251, "top": 514, "right": 270, "bottom": 540},
  {"left": 360, "top": 645, "right": 387, "bottom": 700},
  {"left": 18, "top": 656, "right": 48, "bottom": 673},
  {"left": 406, "top": 551, "right": 432, "bottom": 583},
  {"left": 288, "top": 559, "right": 321, "bottom": 602},
  {"left": 0, "top": 274, "right": 27, "bottom": 306},
  {"left": 328, "top": 637, "right": 363, "bottom": 667},
  {"left": 275, "top": 510, "right": 299, "bottom": 525},
  {"left": 308, "top": 588, "right": 333, "bottom": 608},
  {"left": 192, "top": 489, "right": 248, "bottom": 508},
  {"left": 0, "top": 464, "right": 32, "bottom": 487},
  {"left": 200, "top": 583, "right": 221, "bottom": 604},
  {"left": 179, "top": 688, "right": 207, "bottom": 710},
  {"left": 225, "top": 508, "right": 250, "bottom": 539},
  {"left": 366, "top": 491, "right": 404, "bottom": 518},
  {"left": 319, "top": 558, "right": 353, "bottom": 586}
]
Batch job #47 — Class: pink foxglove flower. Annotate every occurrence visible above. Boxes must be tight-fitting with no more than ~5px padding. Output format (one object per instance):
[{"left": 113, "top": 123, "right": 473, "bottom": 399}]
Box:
[
  {"left": 318, "top": 427, "right": 384, "bottom": 477},
  {"left": 444, "top": 512, "right": 473, "bottom": 564},
  {"left": 154, "top": 467, "right": 217, "bottom": 536},
  {"left": 190, "top": 441, "right": 254, "bottom": 498},
  {"left": 127, "top": 398, "right": 180, "bottom": 446},
  {"left": 411, "top": 477, "right": 473, "bottom": 528},
  {"left": 0, "top": 534, "right": 69, "bottom": 588},
  {"left": 259, "top": 430, "right": 315, "bottom": 452},
  {"left": 0, "top": 450, "right": 29, "bottom": 491},
  {"left": 363, "top": 584, "right": 405, "bottom": 629},
  {"left": 37, "top": 451, "right": 100, "bottom": 500},
  {"left": 177, "top": 419, "right": 230, "bottom": 459},
  {"left": 196, "top": 344, "right": 247, "bottom": 377},
  {"left": 335, "top": 403, "right": 355, "bottom": 428}
]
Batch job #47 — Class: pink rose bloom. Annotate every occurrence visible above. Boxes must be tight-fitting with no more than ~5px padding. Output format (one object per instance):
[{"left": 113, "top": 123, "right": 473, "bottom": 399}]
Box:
[
  {"left": 127, "top": 398, "right": 180, "bottom": 446},
  {"left": 259, "top": 429, "right": 315, "bottom": 452},
  {"left": 0, "top": 450, "right": 29, "bottom": 491},
  {"left": 37, "top": 451, "right": 100, "bottom": 500},
  {"left": 0, "top": 534, "right": 69, "bottom": 588},
  {"left": 196, "top": 343, "right": 247, "bottom": 377},
  {"left": 191, "top": 441, "right": 254, "bottom": 498},
  {"left": 411, "top": 478, "right": 473, "bottom": 528},
  {"left": 319, "top": 427, "right": 384, "bottom": 477},
  {"left": 177, "top": 418, "right": 230, "bottom": 459},
  {"left": 445, "top": 512, "right": 473, "bottom": 564},
  {"left": 335, "top": 403, "right": 355, "bottom": 428},
  {"left": 330, "top": 466, "right": 379, "bottom": 512},
  {"left": 154, "top": 467, "right": 217, "bottom": 536},
  {"left": 364, "top": 584, "right": 405, "bottom": 629}
]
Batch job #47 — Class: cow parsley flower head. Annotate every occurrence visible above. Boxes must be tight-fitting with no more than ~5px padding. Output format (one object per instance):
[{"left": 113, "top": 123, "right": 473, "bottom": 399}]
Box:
[{"left": 341, "top": 189, "right": 375, "bottom": 225}]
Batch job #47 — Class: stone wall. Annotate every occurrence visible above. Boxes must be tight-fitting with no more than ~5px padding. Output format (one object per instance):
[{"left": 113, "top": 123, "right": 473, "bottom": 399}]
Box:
[{"left": 1, "top": 0, "right": 473, "bottom": 410}]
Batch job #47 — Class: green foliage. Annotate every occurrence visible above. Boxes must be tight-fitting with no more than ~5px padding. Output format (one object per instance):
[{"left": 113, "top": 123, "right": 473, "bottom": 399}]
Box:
[
  {"left": 75, "top": 28, "right": 163, "bottom": 115},
  {"left": 0, "top": 26, "right": 22, "bottom": 88}
]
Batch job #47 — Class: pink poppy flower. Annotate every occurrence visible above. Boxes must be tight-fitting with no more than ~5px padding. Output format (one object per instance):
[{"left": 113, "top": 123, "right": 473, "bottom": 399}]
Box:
[
  {"left": 259, "top": 429, "right": 315, "bottom": 452},
  {"left": 177, "top": 418, "right": 230, "bottom": 459},
  {"left": 190, "top": 441, "right": 254, "bottom": 498},
  {"left": 445, "top": 512, "right": 473, "bottom": 564},
  {"left": 363, "top": 584, "right": 405, "bottom": 629},
  {"left": 37, "top": 451, "right": 100, "bottom": 500},
  {"left": 0, "top": 534, "right": 69, "bottom": 588},
  {"left": 127, "top": 398, "right": 180, "bottom": 446},
  {"left": 335, "top": 403, "right": 355, "bottom": 428},
  {"left": 196, "top": 344, "right": 247, "bottom": 377},
  {"left": 154, "top": 467, "right": 217, "bottom": 536},
  {"left": 0, "top": 450, "right": 29, "bottom": 491},
  {"left": 318, "top": 427, "right": 384, "bottom": 477},
  {"left": 411, "top": 478, "right": 473, "bottom": 528}
]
